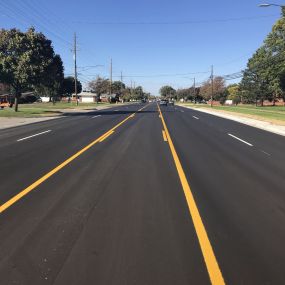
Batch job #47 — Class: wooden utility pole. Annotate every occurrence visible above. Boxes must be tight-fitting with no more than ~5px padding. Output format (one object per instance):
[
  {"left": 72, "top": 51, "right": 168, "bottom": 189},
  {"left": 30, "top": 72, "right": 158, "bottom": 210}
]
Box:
[
  {"left": 193, "top": 77, "right": 196, "bottom": 103},
  {"left": 74, "top": 32, "right": 78, "bottom": 105},
  {"left": 120, "top": 71, "right": 123, "bottom": 102},
  {"left": 211, "top": 65, "right": 214, "bottom": 107},
  {"left": 110, "top": 58, "right": 113, "bottom": 95}
]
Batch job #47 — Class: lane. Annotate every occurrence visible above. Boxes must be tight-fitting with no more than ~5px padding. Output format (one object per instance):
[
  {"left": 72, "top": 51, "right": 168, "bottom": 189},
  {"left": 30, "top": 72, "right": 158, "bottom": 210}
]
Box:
[
  {"left": 0, "top": 103, "right": 137, "bottom": 144},
  {"left": 161, "top": 104, "right": 285, "bottom": 284},
  {"left": 0, "top": 103, "right": 145, "bottom": 206},
  {"left": 0, "top": 103, "right": 210, "bottom": 285},
  {"left": 176, "top": 104, "right": 285, "bottom": 159}
]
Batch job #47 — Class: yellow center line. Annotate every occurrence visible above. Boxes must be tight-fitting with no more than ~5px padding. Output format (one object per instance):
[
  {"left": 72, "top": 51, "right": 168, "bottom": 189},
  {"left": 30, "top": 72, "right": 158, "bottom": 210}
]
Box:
[
  {"left": 99, "top": 130, "right": 114, "bottom": 142},
  {"left": 162, "top": 130, "right": 168, "bottom": 142},
  {"left": 157, "top": 104, "right": 225, "bottom": 285},
  {"left": 0, "top": 104, "right": 149, "bottom": 214}
]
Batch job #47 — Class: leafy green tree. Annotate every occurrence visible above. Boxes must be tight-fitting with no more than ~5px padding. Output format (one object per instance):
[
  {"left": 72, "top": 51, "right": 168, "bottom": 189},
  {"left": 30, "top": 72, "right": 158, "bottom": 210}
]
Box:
[
  {"left": 133, "top": 86, "right": 144, "bottom": 100},
  {"left": 35, "top": 54, "right": 64, "bottom": 103},
  {"left": 241, "top": 10, "right": 285, "bottom": 105},
  {"left": 240, "top": 47, "right": 271, "bottom": 106},
  {"left": 0, "top": 27, "right": 56, "bottom": 111},
  {"left": 62, "top": 76, "right": 82, "bottom": 98},
  {"left": 122, "top": 87, "right": 132, "bottom": 101},
  {"left": 226, "top": 84, "right": 241, "bottom": 105},
  {"left": 159, "top": 85, "right": 176, "bottom": 99},
  {"left": 112, "top": 81, "right": 125, "bottom": 94}
]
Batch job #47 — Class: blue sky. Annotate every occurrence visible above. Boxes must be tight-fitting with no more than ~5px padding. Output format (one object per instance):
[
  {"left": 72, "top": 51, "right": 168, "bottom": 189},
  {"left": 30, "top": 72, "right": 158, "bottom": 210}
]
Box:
[{"left": 0, "top": 0, "right": 281, "bottom": 95}]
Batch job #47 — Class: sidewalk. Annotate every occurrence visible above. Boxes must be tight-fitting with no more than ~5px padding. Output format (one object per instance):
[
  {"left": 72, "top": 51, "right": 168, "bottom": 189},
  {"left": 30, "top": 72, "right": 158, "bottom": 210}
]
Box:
[
  {"left": 182, "top": 106, "right": 285, "bottom": 137},
  {"left": 0, "top": 116, "right": 60, "bottom": 130}
]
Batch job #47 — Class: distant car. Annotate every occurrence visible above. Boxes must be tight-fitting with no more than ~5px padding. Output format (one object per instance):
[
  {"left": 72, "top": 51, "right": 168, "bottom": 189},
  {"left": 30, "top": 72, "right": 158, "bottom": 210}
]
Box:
[
  {"left": 168, "top": 100, "right": 174, "bottom": 106},
  {"left": 159, "top": 100, "right": 167, "bottom": 106}
]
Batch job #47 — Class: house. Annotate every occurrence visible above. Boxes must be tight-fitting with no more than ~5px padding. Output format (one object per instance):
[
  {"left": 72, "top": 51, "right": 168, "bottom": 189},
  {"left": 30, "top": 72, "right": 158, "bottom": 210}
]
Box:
[
  {"left": 100, "top": 93, "right": 119, "bottom": 103},
  {"left": 73, "top": 91, "right": 98, "bottom": 103}
]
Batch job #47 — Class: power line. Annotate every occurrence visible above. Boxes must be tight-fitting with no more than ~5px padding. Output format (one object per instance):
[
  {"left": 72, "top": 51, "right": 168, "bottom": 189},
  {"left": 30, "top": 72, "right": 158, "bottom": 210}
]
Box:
[
  {"left": 72, "top": 14, "right": 279, "bottom": 25},
  {"left": 1, "top": 0, "right": 72, "bottom": 47}
]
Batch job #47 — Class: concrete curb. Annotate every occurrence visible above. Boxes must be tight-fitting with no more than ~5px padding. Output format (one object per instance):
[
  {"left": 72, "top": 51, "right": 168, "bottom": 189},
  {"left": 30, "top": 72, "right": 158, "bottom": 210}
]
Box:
[{"left": 181, "top": 105, "right": 285, "bottom": 137}]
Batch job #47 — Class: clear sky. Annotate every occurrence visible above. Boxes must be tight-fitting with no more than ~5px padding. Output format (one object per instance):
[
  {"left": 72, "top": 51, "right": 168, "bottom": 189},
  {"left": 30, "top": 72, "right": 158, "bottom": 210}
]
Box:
[{"left": 0, "top": 0, "right": 282, "bottom": 95}]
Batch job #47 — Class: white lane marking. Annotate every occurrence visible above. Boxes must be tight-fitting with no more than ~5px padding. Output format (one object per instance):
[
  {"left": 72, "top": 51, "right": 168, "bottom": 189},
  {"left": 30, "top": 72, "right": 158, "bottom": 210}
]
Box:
[
  {"left": 260, "top": 150, "right": 271, "bottom": 156},
  {"left": 114, "top": 110, "right": 119, "bottom": 112},
  {"left": 91, "top": 115, "right": 102, "bottom": 119},
  {"left": 193, "top": 116, "right": 199, "bottom": 120},
  {"left": 181, "top": 110, "right": 184, "bottom": 113},
  {"left": 228, "top": 133, "right": 253, "bottom": 146},
  {"left": 17, "top": 130, "right": 52, "bottom": 142}
]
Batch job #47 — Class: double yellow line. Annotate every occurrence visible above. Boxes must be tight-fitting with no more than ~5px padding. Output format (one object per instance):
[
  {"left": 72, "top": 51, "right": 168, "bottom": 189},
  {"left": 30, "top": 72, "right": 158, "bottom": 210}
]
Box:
[
  {"left": 0, "top": 105, "right": 147, "bottom": 214},
  {"left": 158, "top": 104, "right": 225, "bottom": 285}
]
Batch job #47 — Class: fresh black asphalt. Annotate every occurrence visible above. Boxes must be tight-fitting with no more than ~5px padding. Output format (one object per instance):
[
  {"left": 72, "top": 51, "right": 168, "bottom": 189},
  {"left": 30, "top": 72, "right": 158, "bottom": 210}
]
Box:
[{"left": 0, "top": 102, "right": 284, "bottom": 284}]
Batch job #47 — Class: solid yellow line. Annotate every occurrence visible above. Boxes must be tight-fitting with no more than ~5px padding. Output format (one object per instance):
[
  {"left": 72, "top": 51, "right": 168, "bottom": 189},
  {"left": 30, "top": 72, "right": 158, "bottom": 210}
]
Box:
[
  {"left": 162, "top": 130, "right": 168, "bottom": 142},
  {"left": 99, "top": 130, "right": 114, "bottom": 142},
  {"left": 0, "top": 107, "right": 146, "bottom": 215},
  {"left": 157, "top": 104, "right": 225, "bottom": 285}
]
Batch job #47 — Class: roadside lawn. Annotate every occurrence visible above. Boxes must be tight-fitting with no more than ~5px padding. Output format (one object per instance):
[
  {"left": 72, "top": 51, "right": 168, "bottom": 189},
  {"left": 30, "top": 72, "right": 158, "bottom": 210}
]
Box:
[
  {"left": 0, "top": 102, "right": 117, "bottom": 118},
  {"left": 179, "top": 103, "right": 285, "bottom": 123}
]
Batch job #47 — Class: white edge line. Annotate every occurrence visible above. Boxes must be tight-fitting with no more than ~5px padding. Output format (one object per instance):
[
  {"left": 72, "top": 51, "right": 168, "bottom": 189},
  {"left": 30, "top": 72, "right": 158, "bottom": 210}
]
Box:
[
  {"left": 17, "top": 130, "right": 52, "bottom": 142},
  {"left": 228, "top": 133, "right": 253, "bottom": 146},
  {"left": 91, "top": 115, "right": 102, "bottom": 119},
  {"left": 193, "top": 116, "right": 199, "bottom": 120}
]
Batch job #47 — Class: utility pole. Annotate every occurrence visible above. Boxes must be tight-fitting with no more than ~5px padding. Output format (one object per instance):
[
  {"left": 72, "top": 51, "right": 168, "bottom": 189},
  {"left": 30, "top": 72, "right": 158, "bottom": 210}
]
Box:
[
  {"left": 193, "top": 77, "right": 196, "bottom": 103},
  {"left": 73, "top": 32, "right": 78, "bottom": 106},
  {"left": 120, "top": 71, "right": 123, "bottom": 102},
  {"left": 110, "top": 58, "right": 113, "bottom": 95},
  {"left": 211, "top": 65, "right": 214, "bottom": 107}
]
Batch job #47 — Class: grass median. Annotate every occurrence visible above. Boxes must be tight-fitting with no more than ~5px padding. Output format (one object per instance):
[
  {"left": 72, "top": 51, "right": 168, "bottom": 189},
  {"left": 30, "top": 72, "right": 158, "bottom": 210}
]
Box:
[{"left": 179, "top": 103, "right": 285, "bottom": 123}]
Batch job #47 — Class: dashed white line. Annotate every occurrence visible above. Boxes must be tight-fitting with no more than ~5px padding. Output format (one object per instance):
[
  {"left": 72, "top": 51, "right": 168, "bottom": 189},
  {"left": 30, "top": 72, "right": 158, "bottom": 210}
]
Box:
[
  {"left": 181, "top": 110, "right": 184, "bottom": 113},
  {"left": 260, "top": 150, "right": 271, "bottom": 156},
  {"left": 91, "top": 115, "right": 102, "bottom": 119},
  {"left": 228, "top": 133, "right": 253, "bottom": 146},
  {"left": 193, "top": 116, "right": 199, "bottom": 120},
  {"left": 17, "top": 130, "right": 52, "bottom": 142}
]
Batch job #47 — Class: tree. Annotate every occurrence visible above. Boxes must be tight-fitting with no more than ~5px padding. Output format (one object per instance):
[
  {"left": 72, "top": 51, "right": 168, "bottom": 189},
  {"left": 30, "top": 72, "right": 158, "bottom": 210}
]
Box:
[
  {"left": 240, "top": 10, "right": 285, "bottom": 105},
  {"left": 200, "top": 76, "right": 226, "bottom": 101},
  {"left": 133, "top": 86, "right": 144, "bottom": 100},
  {"left": 159, "top": 85, "right": 176, "bottom": 99},
  {"left": 112, "top": 81, "right": 125, "bottom": 94},
  {"left": 35, "top": 54, "right": 64, "bottom": 103},
  {"left": 226, "top": 84, "right": 241, "bottom": 105},
  {"left": 240, "top": 47, "right": 271, "bottom": 106},
  {"left": 122, "top": 87, "right": 132, "bottom": 101},
  {"left": 88, "top": 77, "right": 109, "bottom": 98},
  {"left": 62, "top": 76, "right": 82, "bottom": 98},
  {"left": 0, "top": 27, "right": 56, "bottom": 111}
]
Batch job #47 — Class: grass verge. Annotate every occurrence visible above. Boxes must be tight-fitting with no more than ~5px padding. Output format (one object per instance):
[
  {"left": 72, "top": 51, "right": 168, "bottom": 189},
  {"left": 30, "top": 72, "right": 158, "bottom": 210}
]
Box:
[{"left": 179, "top": 103, "right": 285, "bottom": 123}]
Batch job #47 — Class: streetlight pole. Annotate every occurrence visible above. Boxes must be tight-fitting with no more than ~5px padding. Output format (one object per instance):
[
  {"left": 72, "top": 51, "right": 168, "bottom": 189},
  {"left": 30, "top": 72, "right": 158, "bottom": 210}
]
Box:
[{"left": 259, "top": 3, "right": 285, "bottom": 15}]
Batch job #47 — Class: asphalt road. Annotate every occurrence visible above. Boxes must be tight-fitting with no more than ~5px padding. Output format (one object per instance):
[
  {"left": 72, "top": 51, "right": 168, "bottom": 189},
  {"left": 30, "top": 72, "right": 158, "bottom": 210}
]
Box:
[{"left": 0, "top": 102, "right": 284, "bottom": 285}]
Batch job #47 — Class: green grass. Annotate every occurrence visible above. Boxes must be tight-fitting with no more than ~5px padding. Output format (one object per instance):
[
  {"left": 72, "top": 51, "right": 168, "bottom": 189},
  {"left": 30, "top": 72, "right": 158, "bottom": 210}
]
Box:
[
  {"left": 179, "top": 103, "right": 285, "bottom": 122},
  {"left": 0, "top": 102, "right": 117, "bottom": 117}
]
